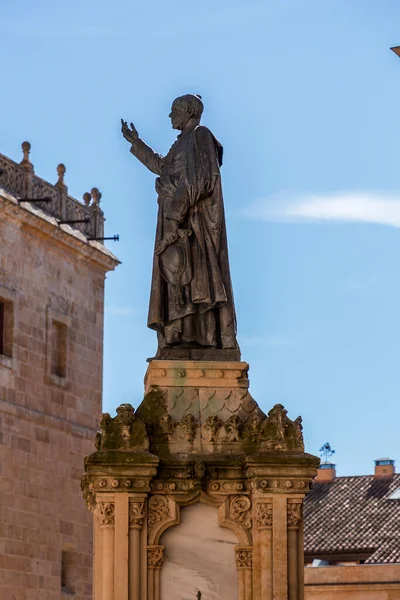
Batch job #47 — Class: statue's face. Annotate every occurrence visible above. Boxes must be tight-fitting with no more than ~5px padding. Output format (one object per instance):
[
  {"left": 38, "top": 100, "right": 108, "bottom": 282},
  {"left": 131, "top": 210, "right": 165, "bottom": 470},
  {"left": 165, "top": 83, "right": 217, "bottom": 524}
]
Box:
[{"left": 169, "top": 101, "right": 190, "bottom": 130}]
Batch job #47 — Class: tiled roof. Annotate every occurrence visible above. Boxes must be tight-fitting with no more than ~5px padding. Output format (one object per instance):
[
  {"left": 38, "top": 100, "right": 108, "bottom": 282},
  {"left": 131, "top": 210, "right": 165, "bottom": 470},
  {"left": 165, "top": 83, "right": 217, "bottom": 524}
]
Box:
[{"left": 304, "top": 474, "right": 400, "bottom": 564}]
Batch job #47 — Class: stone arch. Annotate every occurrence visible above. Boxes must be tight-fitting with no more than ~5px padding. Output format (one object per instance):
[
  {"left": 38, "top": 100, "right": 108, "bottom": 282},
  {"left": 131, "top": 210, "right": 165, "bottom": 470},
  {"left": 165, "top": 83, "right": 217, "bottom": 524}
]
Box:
[
  {"left": 218, "top": 495, "right": 252, "bottom": 546},
  {"left": 147, "top": 494, "right": 181, "bottom": 546},
  {"left": 148, "top": 491, "right": 252, "bottom": 547},
  {"left": 159, "top": 501, "right": 239, "bottom": 600}
]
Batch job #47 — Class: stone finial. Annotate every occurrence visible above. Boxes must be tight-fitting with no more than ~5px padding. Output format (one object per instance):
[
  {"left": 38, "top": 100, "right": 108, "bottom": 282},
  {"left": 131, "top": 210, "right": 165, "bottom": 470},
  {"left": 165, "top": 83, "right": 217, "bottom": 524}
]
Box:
[
  {"left": 20, "top": 141, "right": 32, "bottom": 166},
  {"left": 96, "top": 403, "right": 149, "bottom": 451},
  {"left": 91, "top": 187, "right": 102, "bottom": 205},
  {"left": 83, "top": 192, "right": 91, "bottom": 207},
  {"left": 56, "top": 163, "right": 66, "bottom": 187},
  {"left": 254, "top": 404, "right": 305, "bottom": 452}
]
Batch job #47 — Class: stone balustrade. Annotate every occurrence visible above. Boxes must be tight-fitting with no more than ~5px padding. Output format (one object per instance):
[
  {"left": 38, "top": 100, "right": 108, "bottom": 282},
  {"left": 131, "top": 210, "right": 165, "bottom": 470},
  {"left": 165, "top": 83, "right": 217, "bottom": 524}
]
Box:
[{"left": 0, "top": 141, "right": 105, "bottom": 241}]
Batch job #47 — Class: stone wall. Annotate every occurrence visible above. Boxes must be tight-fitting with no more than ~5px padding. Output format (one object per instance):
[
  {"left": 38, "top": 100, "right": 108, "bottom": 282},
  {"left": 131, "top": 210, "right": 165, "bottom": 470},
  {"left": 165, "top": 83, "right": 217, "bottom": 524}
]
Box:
[
  {"left": 304, "top": 565, "right": 400, "bottom": 600},
  {"left": 0, "top": 189, "right": 118, "bottom": 599}
]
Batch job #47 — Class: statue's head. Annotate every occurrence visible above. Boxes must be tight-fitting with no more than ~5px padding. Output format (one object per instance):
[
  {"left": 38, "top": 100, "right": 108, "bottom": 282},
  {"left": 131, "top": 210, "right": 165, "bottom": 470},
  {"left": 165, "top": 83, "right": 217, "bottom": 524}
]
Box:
[{"left": 169, "top": 94, "right": 204, "bottom": 130}]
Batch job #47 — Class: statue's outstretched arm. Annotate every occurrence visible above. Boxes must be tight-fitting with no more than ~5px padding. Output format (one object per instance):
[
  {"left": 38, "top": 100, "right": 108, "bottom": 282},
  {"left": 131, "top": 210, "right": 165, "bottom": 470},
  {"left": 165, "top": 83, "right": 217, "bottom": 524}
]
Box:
[
  {"left": 121, "top": 119, "right": 163, "bottom": 175},
  {"left": 130, "top": 138, "right": 164, "bottom": 175}
]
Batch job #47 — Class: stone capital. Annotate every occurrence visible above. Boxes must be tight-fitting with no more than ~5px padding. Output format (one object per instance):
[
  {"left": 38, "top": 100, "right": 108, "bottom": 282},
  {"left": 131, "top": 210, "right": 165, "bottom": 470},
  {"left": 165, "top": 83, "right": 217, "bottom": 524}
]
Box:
[
  {"left": 96, "top": 500, "right": 115, "bottom": 528},
  {"left": 147, "top": 545, "right": 165, "bottom": 568},
  {"left": 129, "top": 499, "right": 146, "bottom": 530},
  {"left": 235, "top": 546, "right": 253, "bottom": 569}
]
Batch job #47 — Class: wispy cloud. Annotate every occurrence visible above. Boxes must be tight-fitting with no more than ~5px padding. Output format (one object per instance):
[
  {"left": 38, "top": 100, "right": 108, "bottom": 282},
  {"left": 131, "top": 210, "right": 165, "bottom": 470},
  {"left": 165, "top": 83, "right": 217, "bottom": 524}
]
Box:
[
  {"left": 245, "top": 191, "right": 400, "bottom": 228},
  {"left": 106, "top": 306, "right": 136, "bottom": 317}
]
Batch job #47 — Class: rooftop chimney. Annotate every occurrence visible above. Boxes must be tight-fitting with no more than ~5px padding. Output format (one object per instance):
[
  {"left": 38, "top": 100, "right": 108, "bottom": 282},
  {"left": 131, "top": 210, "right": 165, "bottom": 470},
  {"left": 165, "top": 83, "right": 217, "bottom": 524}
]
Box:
[
  {"left": 315, "top": 462, "right": 336, "bottom": 483},
  {"left": 374, "top": 458, "right": 395, "bottom": 479},
  {"left": 316, "top": 442, "right": 336, "bottom": 482}
]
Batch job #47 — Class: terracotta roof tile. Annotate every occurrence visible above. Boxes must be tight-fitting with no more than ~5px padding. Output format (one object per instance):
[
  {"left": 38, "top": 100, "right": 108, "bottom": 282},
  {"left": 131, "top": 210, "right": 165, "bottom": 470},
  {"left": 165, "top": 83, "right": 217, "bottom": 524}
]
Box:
[{"left": 304, "top": 474, "right": 400, "bottom": 564}]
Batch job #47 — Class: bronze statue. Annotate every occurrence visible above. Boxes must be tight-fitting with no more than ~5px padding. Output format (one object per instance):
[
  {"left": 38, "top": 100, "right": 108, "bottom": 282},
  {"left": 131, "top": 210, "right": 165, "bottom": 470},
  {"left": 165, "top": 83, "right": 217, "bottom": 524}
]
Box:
[{"left": 121, "top": 95, "right": 239, "bottom": 359}]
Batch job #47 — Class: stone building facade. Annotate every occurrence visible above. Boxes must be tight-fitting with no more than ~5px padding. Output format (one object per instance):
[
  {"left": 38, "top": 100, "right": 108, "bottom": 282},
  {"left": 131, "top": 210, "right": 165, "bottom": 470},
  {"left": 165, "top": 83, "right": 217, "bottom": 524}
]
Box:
[
  {"left": 0, "top": 144, "right": 119, "bottom": 599},
  {"left": 304, "top": 459, "right": 400, "bottom": 600}
]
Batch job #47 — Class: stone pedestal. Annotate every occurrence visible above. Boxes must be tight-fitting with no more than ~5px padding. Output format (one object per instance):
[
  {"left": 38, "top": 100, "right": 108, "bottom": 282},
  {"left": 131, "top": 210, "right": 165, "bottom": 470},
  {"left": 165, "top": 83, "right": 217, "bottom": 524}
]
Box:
[{"left": 82, "top": 360, "right": 319, "bottom": 600}]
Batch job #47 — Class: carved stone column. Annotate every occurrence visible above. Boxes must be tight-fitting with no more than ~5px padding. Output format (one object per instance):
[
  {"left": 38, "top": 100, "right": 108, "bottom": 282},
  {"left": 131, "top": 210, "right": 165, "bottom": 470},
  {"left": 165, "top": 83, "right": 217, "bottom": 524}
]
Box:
[
  {"left": 287, "top": 502, "right": 303, "bottom": 600},
  {"left": 246, "top": 453, "right": 318, "bottom": 600},
  {"left": 129, "top": 498, "right": 146, "bottom": 600},
  {"left": 236, "top": 547, "right": 253, "bottom": 600},
  {"left": 82, "top": 404, "right": 159, "bottom": 600},
  {"left": 147, "top": 545, "right": 164, "bottom": 600},
  {"left": 97, "top": 500, "right": 115, "bottom": 600},
  {"left": 254, "top": 500, "right": 273, "bottom": 599}
]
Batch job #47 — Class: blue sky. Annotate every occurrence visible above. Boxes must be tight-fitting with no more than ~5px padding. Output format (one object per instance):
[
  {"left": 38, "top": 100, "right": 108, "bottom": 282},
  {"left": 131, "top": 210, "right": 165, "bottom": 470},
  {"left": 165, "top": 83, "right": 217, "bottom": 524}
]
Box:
[{"left": 2, "top": 0, "right": 400, "bottom": 475}]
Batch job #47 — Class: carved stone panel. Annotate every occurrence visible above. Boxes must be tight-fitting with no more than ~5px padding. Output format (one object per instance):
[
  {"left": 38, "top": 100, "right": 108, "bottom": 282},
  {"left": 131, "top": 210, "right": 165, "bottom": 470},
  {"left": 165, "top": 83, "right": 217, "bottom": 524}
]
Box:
[
  {"left": 255, "top": 502, "right": 273, "bottom": 528},
  {"left": 148, "top": 495, "right": 170, "bottom": 529},
  {"left": 287, "top": 502, "right": 302, "bottom": 528},
  {"left": 204, "top": 415, "right": 222, "bottom": 442},
  {"left": 230, "top": 496, "right": 252, "bottom": 530}
]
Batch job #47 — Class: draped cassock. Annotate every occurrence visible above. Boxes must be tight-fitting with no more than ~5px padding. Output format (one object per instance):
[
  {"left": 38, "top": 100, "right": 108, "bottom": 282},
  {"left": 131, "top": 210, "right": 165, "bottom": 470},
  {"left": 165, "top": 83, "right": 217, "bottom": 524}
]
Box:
[{"left": 130, "top": 124, "right": 238, "bottom": 350}]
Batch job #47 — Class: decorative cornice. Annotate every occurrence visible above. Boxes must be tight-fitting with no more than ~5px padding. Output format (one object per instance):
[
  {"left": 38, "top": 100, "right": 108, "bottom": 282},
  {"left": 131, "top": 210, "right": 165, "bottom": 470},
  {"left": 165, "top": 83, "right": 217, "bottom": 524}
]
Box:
[
  {"left": 0, "top": 191, "right": 119, "bottom": 272},
  {"left": 144, "top": 360, "right": 249, "bottom": 392},
  {"left": 254, "top": 478, "right": 312, "bottom": 494}
]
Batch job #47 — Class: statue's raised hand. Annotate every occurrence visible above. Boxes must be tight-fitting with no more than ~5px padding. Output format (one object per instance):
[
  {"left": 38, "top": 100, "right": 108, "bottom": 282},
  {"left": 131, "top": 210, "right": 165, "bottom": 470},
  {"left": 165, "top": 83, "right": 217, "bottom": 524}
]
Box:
[{"left": 121, "top": 119, "right": 139, "bottom": 144}]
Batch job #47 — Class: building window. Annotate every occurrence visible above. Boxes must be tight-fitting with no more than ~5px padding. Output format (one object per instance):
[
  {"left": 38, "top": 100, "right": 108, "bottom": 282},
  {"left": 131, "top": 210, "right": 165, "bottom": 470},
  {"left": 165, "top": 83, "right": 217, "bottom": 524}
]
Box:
[
  {"left": 51, "top": 320, "right": 67, "bottom": 378},
  {"left": 61, "top": 547, "right": 76, "bottom": 594},
  {"left": 0, "top": 299, "right": 14, "bottom": 357}
]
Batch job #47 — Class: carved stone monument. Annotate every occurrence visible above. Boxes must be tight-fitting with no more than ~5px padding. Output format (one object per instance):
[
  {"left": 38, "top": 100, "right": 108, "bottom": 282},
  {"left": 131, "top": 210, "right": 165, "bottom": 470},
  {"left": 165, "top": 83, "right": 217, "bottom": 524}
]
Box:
[{"left": 82, "top": 97, "right": 319, "bottom": 600}]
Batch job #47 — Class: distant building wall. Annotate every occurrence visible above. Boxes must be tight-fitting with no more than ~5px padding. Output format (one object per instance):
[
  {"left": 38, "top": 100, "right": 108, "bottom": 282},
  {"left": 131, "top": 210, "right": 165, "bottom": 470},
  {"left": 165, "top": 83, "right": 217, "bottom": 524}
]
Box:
[
  {"left": 0, "top": 163, "right": 118, "bottom": 600},
  {"left": 304, "top": 564, "right": 400, "bottom": 600}
]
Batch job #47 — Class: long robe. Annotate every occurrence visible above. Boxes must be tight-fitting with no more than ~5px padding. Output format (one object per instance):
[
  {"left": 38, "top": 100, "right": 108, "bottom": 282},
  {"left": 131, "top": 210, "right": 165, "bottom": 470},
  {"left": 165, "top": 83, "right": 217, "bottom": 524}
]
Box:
[{"left": 130, "top": 124, "right": 238, "bottom": 350}]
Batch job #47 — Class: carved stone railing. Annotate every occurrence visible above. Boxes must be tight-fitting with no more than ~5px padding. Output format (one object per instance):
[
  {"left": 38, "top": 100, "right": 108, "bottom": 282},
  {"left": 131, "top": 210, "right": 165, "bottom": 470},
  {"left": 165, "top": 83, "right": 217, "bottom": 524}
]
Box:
[{"left": 0, "top": 142, "right": 105, "bottom": 241}]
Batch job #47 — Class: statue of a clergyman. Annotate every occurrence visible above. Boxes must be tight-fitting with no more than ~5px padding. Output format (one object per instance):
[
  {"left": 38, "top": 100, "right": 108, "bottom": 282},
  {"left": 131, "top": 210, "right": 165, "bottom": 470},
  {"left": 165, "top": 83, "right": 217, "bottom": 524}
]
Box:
[{"left": 121, "top": 94, "right": 239, "bottom": 358}]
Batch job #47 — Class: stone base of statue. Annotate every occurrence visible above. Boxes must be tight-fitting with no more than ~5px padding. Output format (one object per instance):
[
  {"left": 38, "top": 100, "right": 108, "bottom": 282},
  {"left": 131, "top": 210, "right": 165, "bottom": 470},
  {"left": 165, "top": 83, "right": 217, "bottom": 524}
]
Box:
[
  {"left": 153, "top": 348, "right": 242, "bottom": 361},
  {"left": 82, "top": 360, "right": 319, "bottom": 600}
]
